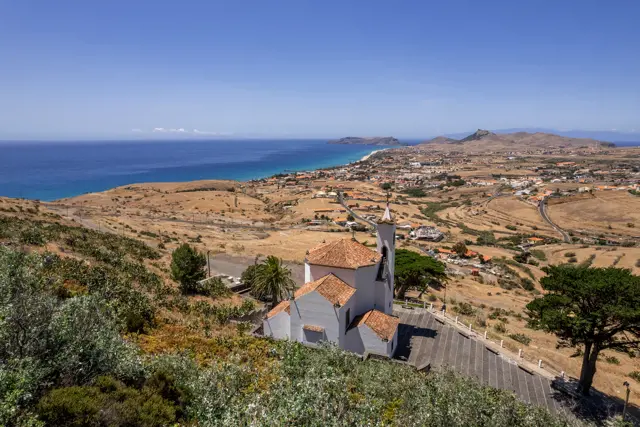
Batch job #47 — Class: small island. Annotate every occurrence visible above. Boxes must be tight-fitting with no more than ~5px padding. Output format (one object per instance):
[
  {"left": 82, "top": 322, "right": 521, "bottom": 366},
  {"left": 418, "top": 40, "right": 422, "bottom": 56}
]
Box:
[{"left": 328, "top": 136, "right": 405, "bottom": 146}]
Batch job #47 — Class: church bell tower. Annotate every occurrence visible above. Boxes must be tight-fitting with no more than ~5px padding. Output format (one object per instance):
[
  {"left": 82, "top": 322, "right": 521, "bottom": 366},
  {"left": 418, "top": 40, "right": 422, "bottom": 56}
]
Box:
[{"left": 376, "top": 203, "right": 396, "bottom": 313}]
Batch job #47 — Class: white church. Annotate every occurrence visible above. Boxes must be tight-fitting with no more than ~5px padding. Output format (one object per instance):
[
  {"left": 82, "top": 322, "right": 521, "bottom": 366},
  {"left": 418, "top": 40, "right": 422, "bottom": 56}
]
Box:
[{"left": 263, "top": 205, "right": 400, "bottom": 358}]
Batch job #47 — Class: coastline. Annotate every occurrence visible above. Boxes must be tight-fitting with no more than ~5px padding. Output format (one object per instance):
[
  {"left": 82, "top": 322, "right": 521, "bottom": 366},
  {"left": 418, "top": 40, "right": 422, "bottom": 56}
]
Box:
[
  {"left": 0, "top": 140, "right": 389, "bottom": 201},
  {"left": 359, "top": 148, "right": 390, "bottom": 162}
]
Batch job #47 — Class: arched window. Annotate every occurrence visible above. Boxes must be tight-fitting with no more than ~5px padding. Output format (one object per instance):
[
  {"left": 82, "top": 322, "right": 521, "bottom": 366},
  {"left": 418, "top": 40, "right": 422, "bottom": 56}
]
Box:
[{"left": 376, "top": 246, "right": 388, "bottom": 281}]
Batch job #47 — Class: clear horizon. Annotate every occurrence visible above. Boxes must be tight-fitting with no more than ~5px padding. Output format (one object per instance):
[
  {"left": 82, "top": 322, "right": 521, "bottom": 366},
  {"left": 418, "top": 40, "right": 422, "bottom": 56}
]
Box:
[{"left": 1, "top": 1, "right": 639, "bottom": 139}]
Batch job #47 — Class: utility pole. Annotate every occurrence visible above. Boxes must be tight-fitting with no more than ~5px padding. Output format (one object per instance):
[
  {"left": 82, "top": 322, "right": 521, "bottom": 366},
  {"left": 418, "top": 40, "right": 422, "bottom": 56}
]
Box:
[
  {"left": 207, "top": 250, "right": 211, "bottom": 277},
  {"left": 622, "top": 381, "right": 630, "bottom": 422}
]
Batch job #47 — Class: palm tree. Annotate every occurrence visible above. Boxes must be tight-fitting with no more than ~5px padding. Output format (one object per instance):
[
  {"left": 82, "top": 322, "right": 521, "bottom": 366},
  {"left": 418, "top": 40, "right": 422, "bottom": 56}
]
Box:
[{"left": 251, "top": 255, "right": 296, "bottom": 306}]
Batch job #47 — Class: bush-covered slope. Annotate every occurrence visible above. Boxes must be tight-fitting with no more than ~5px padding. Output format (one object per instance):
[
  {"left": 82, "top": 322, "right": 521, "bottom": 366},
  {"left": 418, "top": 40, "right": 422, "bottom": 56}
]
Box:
[{"left": 0, "top": 213, "right": 588, "bottom": 426}]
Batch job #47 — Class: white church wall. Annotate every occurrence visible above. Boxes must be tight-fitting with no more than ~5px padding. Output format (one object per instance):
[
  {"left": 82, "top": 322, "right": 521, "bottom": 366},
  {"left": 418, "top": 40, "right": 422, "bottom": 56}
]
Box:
[
  {"left": 354, "top": 265, "right": 377, "bottom": 315},
  {"left": 290, "top": 298, "right": 302, "bottom": 342},
  {"left": 338, "top": 295, "right": 357, "bottom": 348},
  {"left": 387, "top": 328, "right": 399, "bottom": 357},
  {"left": 263, "top": 312, "right": 290, "bottom": 340},
  {"left": 293, "top": 291, "right": 341, "bottom": 344},
  {"left": 307, "top": 264, "right": 356, "bottom": 287},
  {"left": 343, "top": 325, "right": 365, "bottom": 354},
  {"left": 359, "top": 324, "right": 389, "bottom": 356}
]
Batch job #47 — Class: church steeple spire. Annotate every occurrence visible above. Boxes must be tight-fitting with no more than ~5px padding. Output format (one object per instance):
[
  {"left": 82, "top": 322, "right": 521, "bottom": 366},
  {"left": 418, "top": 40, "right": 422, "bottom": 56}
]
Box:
[{"left": 378, "top": 201, "right": 395, "bottom": 225}]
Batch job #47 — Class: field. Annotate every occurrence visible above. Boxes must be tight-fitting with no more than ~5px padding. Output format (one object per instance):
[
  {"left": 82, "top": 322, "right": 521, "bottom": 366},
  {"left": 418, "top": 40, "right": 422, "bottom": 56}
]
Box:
[{"left": 548, "top": 191, "right": 640, "bottom": 238}]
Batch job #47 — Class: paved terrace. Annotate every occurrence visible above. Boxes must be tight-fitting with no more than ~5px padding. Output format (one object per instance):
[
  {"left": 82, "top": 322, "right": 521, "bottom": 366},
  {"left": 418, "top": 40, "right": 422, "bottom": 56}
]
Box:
[{"left": 392, "top": 306, "right": 639, "bottom": 424}]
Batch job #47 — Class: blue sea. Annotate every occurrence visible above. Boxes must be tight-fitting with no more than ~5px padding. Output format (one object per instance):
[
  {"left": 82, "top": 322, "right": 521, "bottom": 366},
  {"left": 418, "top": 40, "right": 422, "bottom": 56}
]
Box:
[{"left": 0, "top": 139, "right": 397, "bottom": 201}]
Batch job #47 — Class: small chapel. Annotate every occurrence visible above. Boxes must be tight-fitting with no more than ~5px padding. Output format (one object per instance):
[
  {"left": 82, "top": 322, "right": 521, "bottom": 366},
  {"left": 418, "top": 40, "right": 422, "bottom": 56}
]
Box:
[{"left": 263, "top": 204, "right": 400, "bottom": 358}]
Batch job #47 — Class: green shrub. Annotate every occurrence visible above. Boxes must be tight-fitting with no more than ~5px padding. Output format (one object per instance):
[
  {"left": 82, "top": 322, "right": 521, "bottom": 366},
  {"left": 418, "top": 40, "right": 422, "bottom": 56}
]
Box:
[
  {"left": 494, "top": 322, "right": 508, "bottom": 333},
  {"left": 505, "top": 225, "right": 517, "bottom": 231},
  {"left": 564, "top": 252, "right": 576, "bottom": 257},
  {"left": 630, "top": 371, "right": 640, "bottom": 382},
  {"left": 404, "top": 188, "right": 427, "bottom": 198},
  {"left": 476, "top": 231, "right": 496, "bottom": 246},
  {"left": 521, "top": 278, "right": 536, "bottom": 292},
  {"left": 568, "top": 257, "right": 578, "bottom": 263},
  {"left": 513, "top": 252, "right": 528, "bottom": 263},
  {"left": 508, "top": 333, "right": 532, "bottom": 346},
  {"left": 19, "top": 227, "right": 46, "bottom": 245},
  {"left": 171, "top": 244, "right": 206, "bottom": 294},
  {"left": 37, "top": 376, "right": 178, "bottom": 427},
  {"left": 198, "top": 277, "right": 231, "bottom": 298},
  {"left": 604, "top": 356, "right": 620, "bottom": 365},
  {"left": 530, "top": 250, "right": 547, "bottom": 261},
  {"left": 452, "top": 302, "right": 476, "bottom": 316},
  {"left": 241, "top": 264, "right": 260, "bottom": 288}
]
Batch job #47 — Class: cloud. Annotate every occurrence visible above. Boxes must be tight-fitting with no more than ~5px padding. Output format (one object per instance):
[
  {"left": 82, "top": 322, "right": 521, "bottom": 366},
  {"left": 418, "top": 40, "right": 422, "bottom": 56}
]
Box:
[{"left": 140, "top": 127, "right": 232, "bottom": 136}]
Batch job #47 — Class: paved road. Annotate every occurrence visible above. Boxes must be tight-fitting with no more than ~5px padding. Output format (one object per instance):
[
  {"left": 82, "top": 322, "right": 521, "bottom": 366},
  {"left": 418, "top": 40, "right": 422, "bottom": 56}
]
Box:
[
  {"left": 538, "top": 198, "right": 571, "bottom": 243},
  {"left": 337, "top": 192, "right": 377, "bottom": 228}
]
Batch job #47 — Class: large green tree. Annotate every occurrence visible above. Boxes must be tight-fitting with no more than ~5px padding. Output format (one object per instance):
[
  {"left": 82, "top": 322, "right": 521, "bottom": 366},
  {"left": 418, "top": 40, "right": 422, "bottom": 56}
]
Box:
[
  {"left": 251, "top": 256, "right": 296, "bottom": 305},
  {"left": 526, "top": 265, "right": 640, "bottom": 395},
  {"left": 394, "top": 249, "right": 447, "bottom": 300},
  {"left": 170, "top": 244, "right": 206, "bottom": 294},
  {"left": 452, "top": 241, "right": 468, "bottom": 257}
]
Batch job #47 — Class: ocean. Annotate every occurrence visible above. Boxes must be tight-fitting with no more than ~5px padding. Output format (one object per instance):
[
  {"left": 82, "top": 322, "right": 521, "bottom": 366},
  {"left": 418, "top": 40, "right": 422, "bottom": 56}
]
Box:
[{"left": 0, "top": 139, "right": 395, "bottom": 201}]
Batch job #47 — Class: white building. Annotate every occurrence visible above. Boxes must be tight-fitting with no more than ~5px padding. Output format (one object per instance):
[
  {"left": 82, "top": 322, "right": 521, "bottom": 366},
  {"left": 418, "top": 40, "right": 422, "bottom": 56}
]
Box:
[
  {"left": 410, "top": 225, "right": 444, "bottom": 241},
  {"left": 263, "top": 205, "right": 400, "bottom": 358}
]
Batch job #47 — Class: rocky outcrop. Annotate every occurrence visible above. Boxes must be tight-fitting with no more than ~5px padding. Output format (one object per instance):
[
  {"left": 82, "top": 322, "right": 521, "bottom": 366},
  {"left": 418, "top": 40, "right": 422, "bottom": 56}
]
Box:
[{"left": 458, "top": 129, "right": 495, "bottom": 143}]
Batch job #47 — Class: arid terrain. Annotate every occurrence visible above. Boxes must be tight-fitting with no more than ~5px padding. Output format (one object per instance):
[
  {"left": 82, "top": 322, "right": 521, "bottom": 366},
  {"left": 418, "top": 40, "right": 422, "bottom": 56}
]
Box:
[{"left": 2, "top": 131, "right": 639, "bottom": 406}]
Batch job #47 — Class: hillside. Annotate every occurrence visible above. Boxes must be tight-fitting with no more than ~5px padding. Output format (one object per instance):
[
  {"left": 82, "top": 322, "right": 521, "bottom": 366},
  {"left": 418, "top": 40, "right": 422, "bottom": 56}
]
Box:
[
  {"left": 421, "top": 129, "right": 615, "bottom": 150},
  {"left": 328, "top": 136, "right": 405, "bottom": 146},
  {"left": 0, "top": 197, "right": 590, "bottom": 426}
]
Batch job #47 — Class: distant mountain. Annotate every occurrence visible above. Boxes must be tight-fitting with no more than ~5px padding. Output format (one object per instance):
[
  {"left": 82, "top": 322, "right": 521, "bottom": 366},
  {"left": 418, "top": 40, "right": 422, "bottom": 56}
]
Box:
[
  {"left": 423, "top": 136, "right": 460, "bottom": 145},
  {"left": 427, "top": 128, "right": 640, "bottom": 143},
  {"left": 419, "top": 129, "right": 615, "bottom": 149},
  {"left": 421, "top": 129, "right": 495, "bottom": 145},
  {"left": 458, "top": 129, "right": 495, "bottom": 143},
  {"left": 328, "top": 136, "right": 405, "bottom": 146},
  {"left": 493, "top": 128, "right": 640, "bottom": 143}
]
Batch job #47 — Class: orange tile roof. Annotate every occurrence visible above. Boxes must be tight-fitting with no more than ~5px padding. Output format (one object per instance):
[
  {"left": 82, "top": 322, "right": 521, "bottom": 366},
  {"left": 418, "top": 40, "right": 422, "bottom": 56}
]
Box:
[
  {"left": 266, "top": 300, "right": 290, "bottom": 318},
  {"left": 438, "top": 248, "right": 455, "bottom": 255},
  {"left": 294, "top": 273, "right": 356, "bottom": 306},
  {"left": 303, "top": 324, "right": 324, "bottom": 332},
  {"left": 528, "top": 237, "right": 544, "bottom": 241},
  {"left": 352, "top": 309, "right": 400, "bottom": 341},
  {"left": 306, "top": 238, "right": 381, "bottom": 269}
]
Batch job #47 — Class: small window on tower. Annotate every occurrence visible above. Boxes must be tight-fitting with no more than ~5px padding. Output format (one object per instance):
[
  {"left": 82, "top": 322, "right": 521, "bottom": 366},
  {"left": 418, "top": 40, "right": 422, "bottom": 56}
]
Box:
[
  {"left": 345, "top": 308, "right": 351, "bottom": 334},
  {"left": 376, "top": 246, "right": 388, "bottom": 281}
]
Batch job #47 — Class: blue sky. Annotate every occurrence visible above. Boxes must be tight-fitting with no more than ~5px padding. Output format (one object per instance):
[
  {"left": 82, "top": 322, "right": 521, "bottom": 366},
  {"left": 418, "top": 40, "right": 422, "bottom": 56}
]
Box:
[{"left": 1, "top": 0, "right": 639, "bottom": 139}]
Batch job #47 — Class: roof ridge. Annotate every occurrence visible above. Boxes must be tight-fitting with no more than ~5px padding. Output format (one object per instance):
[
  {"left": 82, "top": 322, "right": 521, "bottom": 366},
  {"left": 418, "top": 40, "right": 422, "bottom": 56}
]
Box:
[{"left": 306, "top": 238, "right": 381, "bottom": 270}]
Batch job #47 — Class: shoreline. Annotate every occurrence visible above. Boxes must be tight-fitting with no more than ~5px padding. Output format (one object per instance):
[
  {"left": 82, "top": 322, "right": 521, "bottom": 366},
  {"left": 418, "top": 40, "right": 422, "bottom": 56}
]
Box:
[
  {"left": 4, "top": 144, "right": 395, "bottom": 202},
  {"left": 359, "top": 148, "right": 389, "bottom": 162}
]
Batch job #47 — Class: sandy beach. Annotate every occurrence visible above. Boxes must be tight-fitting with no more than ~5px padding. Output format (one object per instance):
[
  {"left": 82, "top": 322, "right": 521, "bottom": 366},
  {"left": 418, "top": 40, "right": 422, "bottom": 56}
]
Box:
[{"left": 359, "top": 148, "right": 389, "bottom": 162}]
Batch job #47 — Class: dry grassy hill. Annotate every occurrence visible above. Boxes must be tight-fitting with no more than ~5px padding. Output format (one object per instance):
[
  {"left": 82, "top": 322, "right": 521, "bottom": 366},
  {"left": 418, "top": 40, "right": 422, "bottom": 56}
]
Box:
[{"left": 421, "top": 129, "right": 609, "bottom": 151}]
